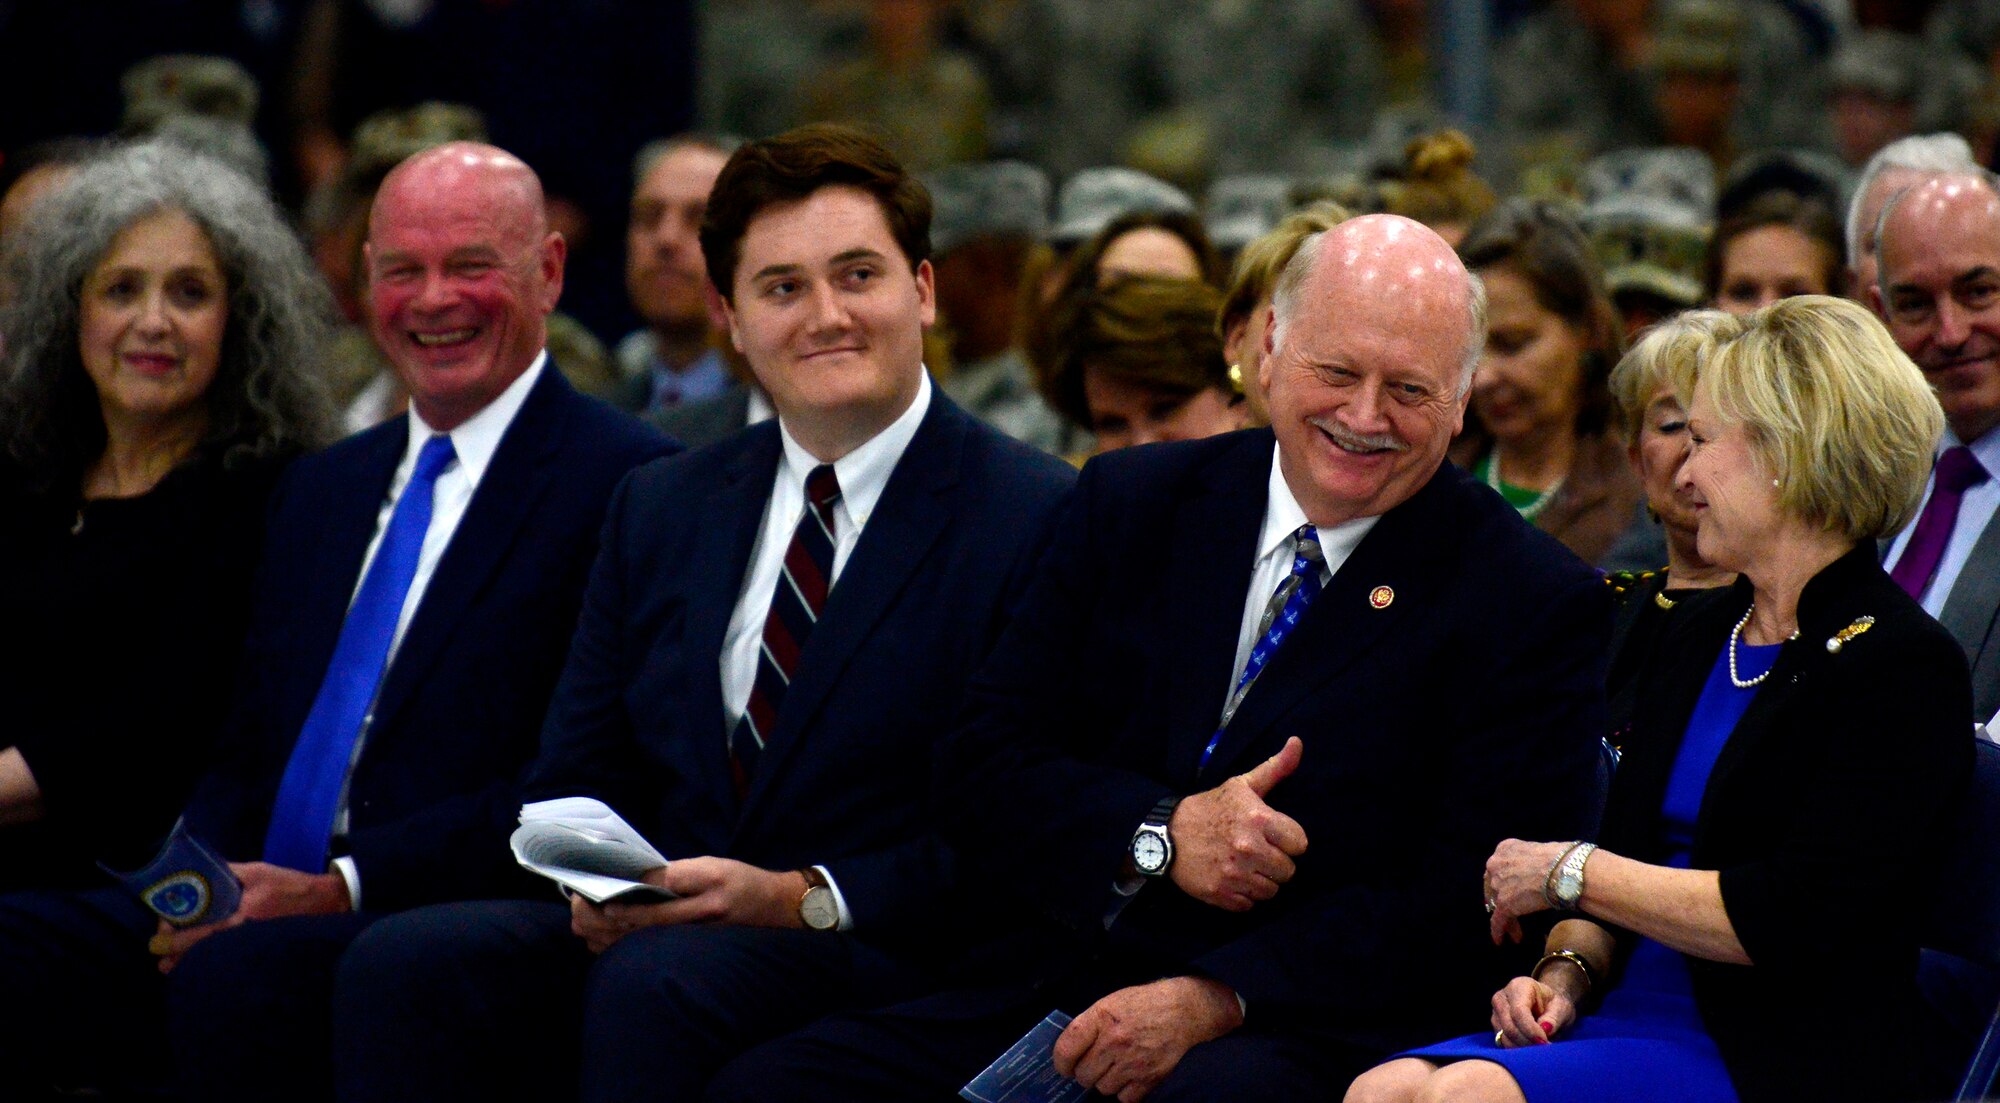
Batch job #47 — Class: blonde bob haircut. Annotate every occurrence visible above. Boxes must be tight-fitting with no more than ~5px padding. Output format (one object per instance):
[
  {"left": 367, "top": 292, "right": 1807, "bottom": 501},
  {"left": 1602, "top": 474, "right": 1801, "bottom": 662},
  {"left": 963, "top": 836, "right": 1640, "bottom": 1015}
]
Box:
[
  {"left": 1607, "top": 309, "right": 1741, "bottom": 446},
  {"left": 1217, "top": 200, "right": 1352, "bottom": 340},
  {"left": 1668, "top": 295, "right": 1943, "bottom": 541}
]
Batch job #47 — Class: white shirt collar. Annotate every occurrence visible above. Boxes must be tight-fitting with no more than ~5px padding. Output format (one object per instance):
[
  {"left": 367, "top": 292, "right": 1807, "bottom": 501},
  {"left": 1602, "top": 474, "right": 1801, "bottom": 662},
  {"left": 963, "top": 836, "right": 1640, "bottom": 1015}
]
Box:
[
  {"left": 1259, "top": 442, "right": 1377, "bottom": 570},
  {"left": 776, "top": 370, "right": 932, "bottom": 529},
  {"left": 404, "top": 350, "right": 547, "bottom": 488}
]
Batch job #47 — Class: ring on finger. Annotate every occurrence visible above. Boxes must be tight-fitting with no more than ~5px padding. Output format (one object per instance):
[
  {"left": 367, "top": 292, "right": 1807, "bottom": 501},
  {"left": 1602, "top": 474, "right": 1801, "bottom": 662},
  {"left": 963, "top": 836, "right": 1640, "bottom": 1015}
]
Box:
[
  {"left": 1484, "top": 895, "right": 1497, "bottom": 915},
  {"left": 1494, "top": 1029, "right": 1506, "bottom": 1046}
]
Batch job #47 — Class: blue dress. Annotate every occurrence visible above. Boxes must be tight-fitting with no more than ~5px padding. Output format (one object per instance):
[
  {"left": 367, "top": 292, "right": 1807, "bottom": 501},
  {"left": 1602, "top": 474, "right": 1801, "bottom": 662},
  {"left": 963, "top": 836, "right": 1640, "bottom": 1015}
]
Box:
[{"left": 1397, "top": 638, "right": 1783, "bottom": 1102}]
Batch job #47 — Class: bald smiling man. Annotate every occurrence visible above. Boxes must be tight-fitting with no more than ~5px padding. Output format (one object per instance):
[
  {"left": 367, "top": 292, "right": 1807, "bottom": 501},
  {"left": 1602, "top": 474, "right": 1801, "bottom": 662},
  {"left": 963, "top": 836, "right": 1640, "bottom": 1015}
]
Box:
[
  {"left": 1875, "top": 172, "right": 2000, "bottom": 723},
  {"left": 706, "top": 214, "right": 1614, "bottom": 1102},
  {"left": 0, "top": 142, "right": 672, "bottom": 1102}
]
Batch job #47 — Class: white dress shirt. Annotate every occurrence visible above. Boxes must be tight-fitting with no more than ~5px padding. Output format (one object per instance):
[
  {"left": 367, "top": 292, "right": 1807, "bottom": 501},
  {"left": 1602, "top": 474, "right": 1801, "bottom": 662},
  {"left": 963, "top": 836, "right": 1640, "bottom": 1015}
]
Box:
[
  {"left": 330, "top": 352, "right": 547, "bottom": 906},
  {"left": 717, "top": 371, "right": 933, "bottom": 928},
  {"left": 1882, "top": 427, "right": 2000, "bottom": 619},
  {"left": 1223, "top": 444, "right": 1380, "bottom": 716},
  {"left": 1114, "top": 445, "right": 1378, "bottom": 917}
]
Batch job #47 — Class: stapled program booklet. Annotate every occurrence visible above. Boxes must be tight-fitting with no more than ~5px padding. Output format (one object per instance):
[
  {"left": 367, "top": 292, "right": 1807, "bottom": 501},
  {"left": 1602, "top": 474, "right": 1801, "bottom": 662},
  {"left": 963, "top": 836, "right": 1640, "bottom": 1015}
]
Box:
[{"left": 510, "top": 797, "right": 674, "bottom": 904}]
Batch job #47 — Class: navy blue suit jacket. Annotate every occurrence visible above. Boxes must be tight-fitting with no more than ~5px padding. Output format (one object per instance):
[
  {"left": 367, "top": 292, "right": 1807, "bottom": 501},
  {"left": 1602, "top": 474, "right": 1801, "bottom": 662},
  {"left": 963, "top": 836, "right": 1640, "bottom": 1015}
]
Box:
[
  {"left": 184, "top": 368, "right": 675, "bottom": 912},
  {"left": 936, "top": 429, "right": 1610, "bottom": 1049},
  {"left": 525, "top": 391, "right": 1074, "bottom": 954}
]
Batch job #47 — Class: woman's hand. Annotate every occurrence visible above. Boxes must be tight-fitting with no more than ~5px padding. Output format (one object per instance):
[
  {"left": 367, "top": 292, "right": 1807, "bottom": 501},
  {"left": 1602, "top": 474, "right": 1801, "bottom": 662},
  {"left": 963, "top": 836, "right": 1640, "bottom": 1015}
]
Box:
[
  {"left": 1490, "top": 976, "right": 1577, "bottom": 1047},
  {"left": 1484, "top": 839, "right": 1577, "bottom": 944}
]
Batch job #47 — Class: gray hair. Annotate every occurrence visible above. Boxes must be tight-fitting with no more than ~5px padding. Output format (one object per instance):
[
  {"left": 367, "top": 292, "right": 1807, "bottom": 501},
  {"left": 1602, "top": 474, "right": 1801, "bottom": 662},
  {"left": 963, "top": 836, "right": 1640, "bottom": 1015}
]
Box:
[
  {"left": 1269, "top": 229, "right": 1487, "bottom": 395},
  {"left": 1845, "top": 133, "right": 1977, "bottom": 262},
  {"left": 0, "top": 138, "right": 335, "bottom": 492}
]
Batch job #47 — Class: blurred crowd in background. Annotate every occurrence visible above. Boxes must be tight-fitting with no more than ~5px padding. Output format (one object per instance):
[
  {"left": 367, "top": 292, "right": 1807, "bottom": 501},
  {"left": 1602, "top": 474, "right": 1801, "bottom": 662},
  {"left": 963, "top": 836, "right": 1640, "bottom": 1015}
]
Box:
[{"left": 3, "top": 0, "right": 1999, "bottom": 504}]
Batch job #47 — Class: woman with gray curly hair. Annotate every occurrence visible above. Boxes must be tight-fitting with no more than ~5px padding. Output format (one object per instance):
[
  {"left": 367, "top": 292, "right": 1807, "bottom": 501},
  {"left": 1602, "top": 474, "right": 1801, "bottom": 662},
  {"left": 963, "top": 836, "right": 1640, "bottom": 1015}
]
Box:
[{"left": 0, "top": 138, "right": 334, "bottom": 890}]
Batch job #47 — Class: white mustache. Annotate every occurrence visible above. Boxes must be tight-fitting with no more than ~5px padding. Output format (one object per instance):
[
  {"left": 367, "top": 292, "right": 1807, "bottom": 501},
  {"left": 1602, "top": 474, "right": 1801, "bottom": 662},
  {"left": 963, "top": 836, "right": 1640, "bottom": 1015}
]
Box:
[{"left": 1309, "top": 417, "right": 1407, "bottom": 453}]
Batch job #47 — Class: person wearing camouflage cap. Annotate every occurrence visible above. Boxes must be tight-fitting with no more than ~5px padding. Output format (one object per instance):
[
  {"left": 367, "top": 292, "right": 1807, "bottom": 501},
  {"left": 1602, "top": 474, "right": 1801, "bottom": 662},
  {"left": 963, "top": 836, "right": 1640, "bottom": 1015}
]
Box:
[
  {"left": 1204, "top": 174, "right": 1295, "bottom": 257},
  {"left": 1580, "top": 148, "right": 1716, "bottom": 335},
  {"left": 119, "top": 54, "right": 259, "bottom": 133},
  {"left": 1049, "top": 166, "right": 1193, "bottom": 248},
  {"left": 1494, "top": 0, "right": 1829, "bottom": 173},
  {"left": 1829, "top": 31, "right": 1931, "bottom": 169},
  {"left": 926, "top": 160, "right": 1076, "bottom": 456}
]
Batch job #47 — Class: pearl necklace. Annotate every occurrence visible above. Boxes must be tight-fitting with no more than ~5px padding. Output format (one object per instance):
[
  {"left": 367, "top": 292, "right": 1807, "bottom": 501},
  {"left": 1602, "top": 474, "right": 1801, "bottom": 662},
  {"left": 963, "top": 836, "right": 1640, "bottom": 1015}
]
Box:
[
  {"left": 1485, "top": 452, "right": 1562, "bottom": 520},
  {"left": 1728, "top": 603, "right": 1796, "bottom": 688}
]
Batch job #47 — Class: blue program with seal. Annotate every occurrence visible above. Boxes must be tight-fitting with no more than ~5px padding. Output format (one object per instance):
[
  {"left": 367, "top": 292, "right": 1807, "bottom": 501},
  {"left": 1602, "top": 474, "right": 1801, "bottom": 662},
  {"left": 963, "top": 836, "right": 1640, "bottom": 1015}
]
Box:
[{"left": 104, "top": 819, "right": 243, "bottom": 928}]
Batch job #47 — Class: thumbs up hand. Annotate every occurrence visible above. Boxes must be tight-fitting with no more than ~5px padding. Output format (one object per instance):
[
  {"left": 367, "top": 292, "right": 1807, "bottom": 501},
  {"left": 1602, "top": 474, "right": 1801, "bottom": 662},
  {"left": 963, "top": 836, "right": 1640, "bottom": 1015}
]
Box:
[{"left": 1167, "top": 737, "right": 1310, "bottom": 912}]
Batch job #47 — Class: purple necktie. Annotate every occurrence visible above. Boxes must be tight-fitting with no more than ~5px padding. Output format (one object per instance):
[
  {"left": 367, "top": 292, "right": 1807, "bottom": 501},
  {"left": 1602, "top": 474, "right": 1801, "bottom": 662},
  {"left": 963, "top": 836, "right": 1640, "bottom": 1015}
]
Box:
[{"left": 1891, "top": 446, "right": 1989, "bottom": 600}]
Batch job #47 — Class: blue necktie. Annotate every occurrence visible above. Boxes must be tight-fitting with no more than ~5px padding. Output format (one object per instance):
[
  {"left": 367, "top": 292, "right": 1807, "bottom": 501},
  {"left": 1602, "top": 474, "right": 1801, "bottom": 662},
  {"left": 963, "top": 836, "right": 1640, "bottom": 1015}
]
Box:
[
  {"left": 1200, "top": 524, "right": 1324, "bottom": 774},
  {"left": 263, "top": 434, "right": 457, "bottom": 871}
]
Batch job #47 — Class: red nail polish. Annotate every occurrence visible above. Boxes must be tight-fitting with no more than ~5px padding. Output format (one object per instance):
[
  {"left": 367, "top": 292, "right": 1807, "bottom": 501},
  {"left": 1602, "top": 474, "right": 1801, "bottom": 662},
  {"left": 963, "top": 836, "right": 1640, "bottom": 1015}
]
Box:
[{"left": 1540, "top": 1021, "right": 1554, "bottom": 1034}]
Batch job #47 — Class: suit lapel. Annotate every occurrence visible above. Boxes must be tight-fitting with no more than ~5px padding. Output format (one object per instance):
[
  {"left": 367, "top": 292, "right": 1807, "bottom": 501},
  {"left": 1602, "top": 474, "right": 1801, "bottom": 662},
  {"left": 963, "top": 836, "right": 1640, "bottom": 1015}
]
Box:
[
  {"left": 292, "top": 423, "right": 408, "bottom": 702},
  {"left": 368, "top": 370, "right": 567, "bottom": 733},
  {"left": 1938, "top": 510, "right": 2000, "bottom": 665},
  {"left": 686, "top": 430, "right": 783, "bottom": 832},
  {"left": 1159, "top": 436, "right": 1274, "bottom": 786},
  {"left": 1195, "top": 468, "right": 1454, "bottom": 778},
  {"left": 736, "top": 399, "right": 963, "bottom": 819},
  {"left": 1602, "top": 587, "right": 1736, "bottom": 854}
]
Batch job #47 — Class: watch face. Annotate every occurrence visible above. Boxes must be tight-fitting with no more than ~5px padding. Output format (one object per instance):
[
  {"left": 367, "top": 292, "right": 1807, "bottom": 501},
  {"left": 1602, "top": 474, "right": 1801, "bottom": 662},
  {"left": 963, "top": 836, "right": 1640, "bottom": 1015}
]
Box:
[
  {"left": 1133, "top": 832, "right": 1168, "bottom": 873},
  {"left": 801, "top": 887, "right": 839, "bottom": 930}
]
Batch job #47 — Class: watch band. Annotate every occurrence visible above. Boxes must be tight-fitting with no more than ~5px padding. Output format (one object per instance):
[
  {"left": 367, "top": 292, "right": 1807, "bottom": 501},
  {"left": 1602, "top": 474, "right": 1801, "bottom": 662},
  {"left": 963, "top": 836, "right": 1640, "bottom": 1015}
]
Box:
[{"left": 1545, "top": 842, "right": 1596, "bottom": 911}]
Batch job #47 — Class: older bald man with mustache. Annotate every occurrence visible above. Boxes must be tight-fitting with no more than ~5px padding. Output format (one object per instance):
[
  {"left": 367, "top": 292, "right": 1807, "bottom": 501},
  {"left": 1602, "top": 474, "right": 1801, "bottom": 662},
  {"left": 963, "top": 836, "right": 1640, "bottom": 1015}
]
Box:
[{"left": 702, "top": 215, "right": 1613, "bottom": 1103}]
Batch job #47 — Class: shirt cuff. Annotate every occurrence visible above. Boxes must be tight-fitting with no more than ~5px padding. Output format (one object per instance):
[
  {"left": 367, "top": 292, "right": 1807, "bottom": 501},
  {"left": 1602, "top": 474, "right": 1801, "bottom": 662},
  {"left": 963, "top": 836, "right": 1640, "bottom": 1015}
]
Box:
[
  {"left": 813, "top": 864, "right": 854, "bottom": 931},
  {"left": 332, "top": 855, "right": 362, "bottom": 911}
]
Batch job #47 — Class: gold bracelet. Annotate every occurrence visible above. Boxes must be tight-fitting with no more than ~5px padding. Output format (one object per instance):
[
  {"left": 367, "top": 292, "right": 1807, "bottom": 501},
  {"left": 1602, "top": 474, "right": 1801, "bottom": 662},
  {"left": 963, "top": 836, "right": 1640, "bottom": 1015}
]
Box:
[{"left": 1532, "top": 949, "right": 1597, "bottom": 995}]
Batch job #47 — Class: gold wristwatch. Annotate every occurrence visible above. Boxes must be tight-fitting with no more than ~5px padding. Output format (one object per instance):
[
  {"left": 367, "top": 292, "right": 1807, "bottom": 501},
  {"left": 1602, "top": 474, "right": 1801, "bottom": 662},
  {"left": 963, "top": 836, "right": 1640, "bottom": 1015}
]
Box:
[{"left": 797, "top": 867, "right": 839, "bottom": 931}]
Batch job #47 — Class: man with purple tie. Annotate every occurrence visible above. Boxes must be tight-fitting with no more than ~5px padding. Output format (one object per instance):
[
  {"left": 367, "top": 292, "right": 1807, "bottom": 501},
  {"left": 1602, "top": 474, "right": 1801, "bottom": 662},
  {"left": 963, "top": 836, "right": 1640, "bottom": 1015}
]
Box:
[{"left": 1874, "top": 171, "right": 2000, "bottom": 722}]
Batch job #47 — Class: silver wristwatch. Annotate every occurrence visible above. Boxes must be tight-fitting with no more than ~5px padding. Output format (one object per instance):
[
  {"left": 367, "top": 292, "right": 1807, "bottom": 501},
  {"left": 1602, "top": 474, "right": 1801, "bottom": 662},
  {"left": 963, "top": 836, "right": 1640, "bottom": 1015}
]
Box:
[
  {"left": 1547, "top": 842, "right": 1597, "bottom": 911},
  {"left": 1130, "top": 796, "right": 1181, "bottom": 877}
]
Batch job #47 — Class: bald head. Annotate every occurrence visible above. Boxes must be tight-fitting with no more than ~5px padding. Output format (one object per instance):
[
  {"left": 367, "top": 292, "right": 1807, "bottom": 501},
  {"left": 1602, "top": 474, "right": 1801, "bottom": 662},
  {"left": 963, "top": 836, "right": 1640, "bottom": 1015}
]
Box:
[
  {"left": 374, "top": 141, "right": 548, "bottom": 247},
  {"left": 1271, "top": 214, "right": 1486, "bottom": 393},
  {"left": 1260, "top": 214, "right": 1483, "bottom": 525},
  {"left": 1875, "top": 173, "right": 2000, "bottom": 442},
  {"left": 364, "top": 141, "right": 566, "bottom": 432}
]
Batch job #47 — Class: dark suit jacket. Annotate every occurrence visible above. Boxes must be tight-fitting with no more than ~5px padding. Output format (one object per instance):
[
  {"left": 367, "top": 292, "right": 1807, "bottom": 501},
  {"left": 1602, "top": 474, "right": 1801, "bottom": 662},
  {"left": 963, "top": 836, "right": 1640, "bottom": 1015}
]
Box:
[
  {"left": 525, "top": 392, "right": 1074, "bottom": 955},
  {"left": 1603, "top": 543, "right": 1972, "bottom": 1103},
  {"left": 646, "top": 384, "right": 757, "bottom": 450},
  {"left": 1938, "top": 510, "right": 2000, "bottom": 720},
  {"left": 183, "top": 369, "right": 675, "bottom": 912},
  {"left": 937, "top": 429, "right": 1611, "bottom": 1051}
]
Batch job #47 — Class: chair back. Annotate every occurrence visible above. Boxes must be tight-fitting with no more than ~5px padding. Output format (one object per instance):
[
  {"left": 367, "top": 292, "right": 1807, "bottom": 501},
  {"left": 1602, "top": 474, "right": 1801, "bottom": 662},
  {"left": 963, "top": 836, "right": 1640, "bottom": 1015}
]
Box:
[
  {"left": 1926, "top": 739, "right": 2000, "bottom": 966},
  {"left": 1924, "top": 738, "right": 2000, "bottom": 1101}
]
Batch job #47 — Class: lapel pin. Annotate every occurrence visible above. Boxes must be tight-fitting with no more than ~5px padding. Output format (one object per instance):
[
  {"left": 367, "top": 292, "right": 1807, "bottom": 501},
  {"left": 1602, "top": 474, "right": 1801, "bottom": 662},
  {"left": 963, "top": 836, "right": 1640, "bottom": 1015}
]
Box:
[
  {"left": 1825, "top": 616, "right": 1876, "bottom": 654},
  {"left": 1368, "top": 585, "right": 1394, "bottom": 610}
]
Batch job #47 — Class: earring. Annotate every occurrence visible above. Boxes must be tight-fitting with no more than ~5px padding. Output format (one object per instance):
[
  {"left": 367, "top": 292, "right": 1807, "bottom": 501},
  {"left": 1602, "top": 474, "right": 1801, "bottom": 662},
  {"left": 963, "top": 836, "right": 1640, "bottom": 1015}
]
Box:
[{"left": 1772, "top": 478, "right": 1780, "bottom": 488}]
